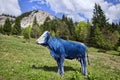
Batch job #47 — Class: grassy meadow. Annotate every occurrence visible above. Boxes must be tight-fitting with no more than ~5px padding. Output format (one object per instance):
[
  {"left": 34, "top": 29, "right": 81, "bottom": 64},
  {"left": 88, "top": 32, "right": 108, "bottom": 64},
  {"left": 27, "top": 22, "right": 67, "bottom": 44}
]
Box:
[{"left": 0, "top": 35, "right": 120, "bottom": 80}]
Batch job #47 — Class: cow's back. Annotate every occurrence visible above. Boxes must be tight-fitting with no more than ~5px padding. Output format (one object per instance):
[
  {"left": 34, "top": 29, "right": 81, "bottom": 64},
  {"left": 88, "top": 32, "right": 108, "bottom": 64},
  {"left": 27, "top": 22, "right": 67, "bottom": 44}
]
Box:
[{"left": 59, "top": 39, "right": 87, "bottom": 59}]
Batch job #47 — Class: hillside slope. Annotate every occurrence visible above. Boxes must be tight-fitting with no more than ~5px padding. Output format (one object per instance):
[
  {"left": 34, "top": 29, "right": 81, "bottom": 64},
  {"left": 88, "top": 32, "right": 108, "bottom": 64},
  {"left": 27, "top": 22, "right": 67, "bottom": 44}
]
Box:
[{"left": 0, "top": 35, "right": 120, "bottom": 80}]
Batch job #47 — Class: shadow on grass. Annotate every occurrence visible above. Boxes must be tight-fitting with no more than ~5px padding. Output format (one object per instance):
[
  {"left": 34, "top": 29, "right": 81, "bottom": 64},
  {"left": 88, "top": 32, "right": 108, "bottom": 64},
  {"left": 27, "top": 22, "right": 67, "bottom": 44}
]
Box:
[{"left": 31, "top": 65, "right": 76, "bottom": 72}]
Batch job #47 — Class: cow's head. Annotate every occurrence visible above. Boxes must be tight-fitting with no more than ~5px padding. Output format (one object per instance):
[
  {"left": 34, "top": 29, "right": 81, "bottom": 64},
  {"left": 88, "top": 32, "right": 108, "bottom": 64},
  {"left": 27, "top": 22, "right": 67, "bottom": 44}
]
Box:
[{"left": 36, "top": 31, "right": 50, "bottom": 46}]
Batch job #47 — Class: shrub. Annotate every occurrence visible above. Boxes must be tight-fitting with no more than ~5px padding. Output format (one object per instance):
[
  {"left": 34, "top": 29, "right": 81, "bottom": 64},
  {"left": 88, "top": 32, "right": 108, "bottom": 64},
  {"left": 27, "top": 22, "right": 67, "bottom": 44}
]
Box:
[{"left": 23, "top": 26, "right": 31, "bottom": 41}]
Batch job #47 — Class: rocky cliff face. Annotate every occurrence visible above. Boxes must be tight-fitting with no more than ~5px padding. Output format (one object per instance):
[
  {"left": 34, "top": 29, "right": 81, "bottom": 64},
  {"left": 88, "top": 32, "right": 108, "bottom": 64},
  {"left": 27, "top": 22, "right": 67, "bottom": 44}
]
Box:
[
  {"left": 20, "top": 10, "right": 54, "bottom": 28},
  {"left": 0, "top": 15, "right": 15, "bottom": 25},
  {"left": 0, "top": 10, "right": 55, "bottom": 28}
]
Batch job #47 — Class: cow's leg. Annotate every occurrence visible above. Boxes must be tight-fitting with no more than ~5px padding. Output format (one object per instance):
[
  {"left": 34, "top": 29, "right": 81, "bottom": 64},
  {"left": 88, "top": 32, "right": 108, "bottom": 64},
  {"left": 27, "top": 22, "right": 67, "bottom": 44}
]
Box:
[
  {"left": 56, "top": 58, "right": 64, "bottom": 75},
  {"left": 80, "top": 58, "right": 88, "bottom": 76},
  {"left": 60, "top": 58, "right": 64, "bottom": 75},
  {"left": 55, "top": 58, "right": 60, "bottom": 74}
]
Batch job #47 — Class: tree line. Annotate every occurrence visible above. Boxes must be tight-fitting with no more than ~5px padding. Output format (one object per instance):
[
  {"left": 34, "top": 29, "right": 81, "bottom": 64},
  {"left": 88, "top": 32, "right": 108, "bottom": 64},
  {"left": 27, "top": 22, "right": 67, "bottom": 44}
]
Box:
[{"left": 0, "top": 4, "right": 120, "bottom": 50}]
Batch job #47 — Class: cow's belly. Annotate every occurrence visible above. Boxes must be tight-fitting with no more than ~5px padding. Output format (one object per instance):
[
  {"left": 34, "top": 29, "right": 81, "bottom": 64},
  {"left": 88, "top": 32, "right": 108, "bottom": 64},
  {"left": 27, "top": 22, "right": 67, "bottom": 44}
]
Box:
[
  {"left": 64, "top": 46, "right": 85, "bottom": 59},
  {"left": 65, "top": 56, "right": 76, "bottom": 60}
]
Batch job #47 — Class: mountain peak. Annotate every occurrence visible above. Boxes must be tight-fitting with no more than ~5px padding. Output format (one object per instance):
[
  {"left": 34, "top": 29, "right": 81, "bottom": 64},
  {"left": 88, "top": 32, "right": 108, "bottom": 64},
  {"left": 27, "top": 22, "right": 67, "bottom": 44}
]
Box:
[
  {"left": 0, "top": 10, "right": 55, "bottom": 28},
  {"left": 20, "top": 10, "right": 55, "bottom": 28}
]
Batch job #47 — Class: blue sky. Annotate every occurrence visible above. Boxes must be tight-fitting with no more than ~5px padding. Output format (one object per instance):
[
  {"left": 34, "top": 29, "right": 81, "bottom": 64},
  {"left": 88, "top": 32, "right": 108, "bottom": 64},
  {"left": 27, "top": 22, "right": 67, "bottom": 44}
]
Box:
[
  {"left": 19, "top": 0, "right": 62, "bottom": 18},
  {"left": 0, "top": 0, "right": 120, "bottom": 23}
]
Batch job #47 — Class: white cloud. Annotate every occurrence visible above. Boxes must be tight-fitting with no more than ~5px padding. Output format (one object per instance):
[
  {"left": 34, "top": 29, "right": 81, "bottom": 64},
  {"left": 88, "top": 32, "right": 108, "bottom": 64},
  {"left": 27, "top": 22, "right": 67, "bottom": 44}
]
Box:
[
  {"left": 45, "top": 0, "right": 94, "bottom": 22},
  {"left": 31, "top": 0, "right": 120, "bottom": 22},
  {"left": 0, "top": 0, "right": 22, "bottom": 16},
  {"left": 32, "top": 4, "right": 41, "bottom": 10},
  {"left": 94, "top": 0, "right": 120, "bottom": 23},
  {"left": 29, "top": 0, "right": 46, "bottom": 4},
  {"left": 105, "top": 4, "right": 120, "bottom": 23}
]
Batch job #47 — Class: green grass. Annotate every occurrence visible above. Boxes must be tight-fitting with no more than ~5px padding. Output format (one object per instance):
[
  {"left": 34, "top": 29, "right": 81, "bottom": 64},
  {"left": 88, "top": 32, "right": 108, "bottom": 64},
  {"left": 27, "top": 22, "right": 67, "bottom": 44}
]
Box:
[{"left": 0, "top": 35, "right": 120, "bottom": 80}]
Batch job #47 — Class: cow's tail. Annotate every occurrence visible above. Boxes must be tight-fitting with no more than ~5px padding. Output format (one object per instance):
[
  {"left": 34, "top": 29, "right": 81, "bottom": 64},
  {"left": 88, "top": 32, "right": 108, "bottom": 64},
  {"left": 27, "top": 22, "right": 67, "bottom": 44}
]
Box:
[{"left": 86, "top": 48, "right": 90, "bottom": 65}]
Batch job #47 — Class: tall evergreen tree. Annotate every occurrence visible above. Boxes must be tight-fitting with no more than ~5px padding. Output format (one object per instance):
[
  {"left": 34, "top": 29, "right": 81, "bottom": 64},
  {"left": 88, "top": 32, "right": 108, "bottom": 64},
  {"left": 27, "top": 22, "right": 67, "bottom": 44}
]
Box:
[
  {"left": 31, "top": 17, "right": 41, "bottom": 38},
  {"left": 62, "top": 15, "right": 75, "bottom": 40},
  {"left": 89, "top": 3, "right": 108, "bottom": 47},
  {"left": 90, "top": 4, "right": 120, "bottom": 49},
  {"left": 92, "top": 3, "right": 107, "bottom": 30},
  {"left": 67, "top": 18, "right": 75, "bottom": 40},
  {"left": 3, "top": 18, "right": 11, "bottom": 35},
  {"left": 0, "top": 25, "right": 4, "bottom": 34},
  {"left": 93, "top": 24, "right": 104, "bottom": 48},
  {"left": 62, "top": 14, "right": 67, "bottom": 22},
  {"left": 12, "top": 18, "right": 21, "bottom": 35}
]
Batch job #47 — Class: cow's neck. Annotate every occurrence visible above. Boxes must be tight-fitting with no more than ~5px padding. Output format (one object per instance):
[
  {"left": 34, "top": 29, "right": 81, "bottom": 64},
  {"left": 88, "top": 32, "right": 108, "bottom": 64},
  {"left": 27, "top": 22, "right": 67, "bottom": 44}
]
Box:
[{"left": 47, "top": 36, "right": 56, "bottom": 50}]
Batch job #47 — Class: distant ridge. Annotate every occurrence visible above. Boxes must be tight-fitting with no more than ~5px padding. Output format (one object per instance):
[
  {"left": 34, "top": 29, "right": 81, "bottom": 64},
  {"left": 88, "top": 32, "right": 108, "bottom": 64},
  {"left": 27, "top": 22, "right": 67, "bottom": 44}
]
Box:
[
  {"left": 20, "top": 10, "right": 55, "bottom": 28},
  {"left": 0, "top": 10, "right": 55, "bottom": 28}
]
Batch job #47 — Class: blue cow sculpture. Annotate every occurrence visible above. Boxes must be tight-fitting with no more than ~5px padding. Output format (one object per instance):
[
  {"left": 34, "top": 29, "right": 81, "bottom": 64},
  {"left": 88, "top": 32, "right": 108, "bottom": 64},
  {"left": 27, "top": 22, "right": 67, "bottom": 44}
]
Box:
[{"left": 36, "top": 31, "right": 90, "bottom": 76}]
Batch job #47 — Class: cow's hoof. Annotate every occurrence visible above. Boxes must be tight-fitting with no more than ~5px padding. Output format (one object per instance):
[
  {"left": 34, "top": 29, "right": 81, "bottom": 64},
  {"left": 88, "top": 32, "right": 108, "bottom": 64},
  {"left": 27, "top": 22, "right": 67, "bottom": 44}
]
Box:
[
  {"left": 84, "top": 73, "right": 88, "bottom": 76},
  {"left": 57, "top": 72, "right": 64, "bottom": 76},
  {"left": 60, "top": 73, "right": 64, "bottom": 76}
]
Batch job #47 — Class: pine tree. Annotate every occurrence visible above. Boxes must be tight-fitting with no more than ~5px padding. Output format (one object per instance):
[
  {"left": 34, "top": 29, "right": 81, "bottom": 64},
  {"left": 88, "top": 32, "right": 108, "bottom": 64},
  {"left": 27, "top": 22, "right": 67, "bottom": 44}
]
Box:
[
  {"left": 92, "top": 3, "right": 107, "bottom": 30},
  {"left": 0, "top": 25, "right": 4, "bottom": 34},
  {"left": 31, "top": 17, "right": 41, "bottom": 38},
  {"left": 55, "top": 21, "right": 69, "bottom": 39},
  {"left": 12, "top": 18, "right": 21, "bottom": 35},
  {"left": 62, "top": 15, "right": 75, "bottom": 40},
  {"left": 3, "top": 18, "right": 11, "bottom": 35},
  {"left": 67, "top": 18, "right": 75, "bottom": 40},
  {"left": 93, "top": 24, "right": 104, "bottom": 48},
  {"left": 62, "top": 14, "right": 67, "bottom": 22},
  {"left": 89, "top": 3, "right": 107, "bottom": 47}
]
